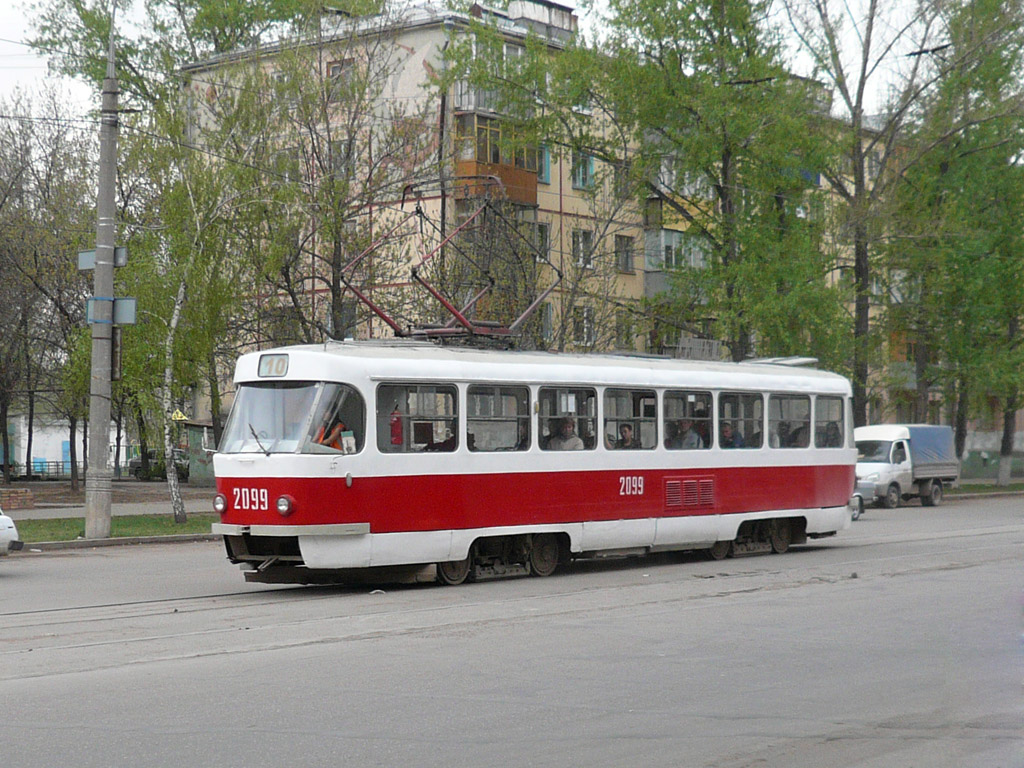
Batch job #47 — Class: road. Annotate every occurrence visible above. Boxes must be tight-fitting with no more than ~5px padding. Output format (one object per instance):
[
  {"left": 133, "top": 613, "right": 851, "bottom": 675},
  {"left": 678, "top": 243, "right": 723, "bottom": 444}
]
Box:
[{"left": 1, "top": 497, "right": 1021, "bottom": 767}]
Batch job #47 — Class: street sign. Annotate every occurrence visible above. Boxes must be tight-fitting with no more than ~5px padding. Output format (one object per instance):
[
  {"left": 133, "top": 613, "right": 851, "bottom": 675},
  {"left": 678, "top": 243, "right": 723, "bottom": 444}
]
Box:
[
  {"left": 78, "top": 246, "right": 128, "bottom": 270},
  {"left": 86, "top": 297, "right": 137, "bottom": 325},
  {"left": 171, "top": 409, "right": 187, "bottom": 421}
]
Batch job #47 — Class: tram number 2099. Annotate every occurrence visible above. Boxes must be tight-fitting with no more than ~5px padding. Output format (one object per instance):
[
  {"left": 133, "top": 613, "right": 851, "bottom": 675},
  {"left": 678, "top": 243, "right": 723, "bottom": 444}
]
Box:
[
  {"left": 233, "top": 487, "right": 269, "bottom": 511},
  {"left": 619, "top": 475, "right": 644, "bottom": 496}
]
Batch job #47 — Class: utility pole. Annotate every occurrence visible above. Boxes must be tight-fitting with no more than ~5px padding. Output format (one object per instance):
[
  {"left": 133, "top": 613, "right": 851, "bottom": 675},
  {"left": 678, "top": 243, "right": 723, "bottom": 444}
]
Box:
[{"left": 84, "top": 16, "right": 119, "bottom": 540}]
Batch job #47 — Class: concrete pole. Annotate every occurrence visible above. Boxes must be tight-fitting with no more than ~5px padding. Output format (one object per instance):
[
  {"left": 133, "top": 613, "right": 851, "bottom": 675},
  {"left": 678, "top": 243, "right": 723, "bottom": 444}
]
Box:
[{"left": 84, "top": 23, "right": 119, "bottom": 540}]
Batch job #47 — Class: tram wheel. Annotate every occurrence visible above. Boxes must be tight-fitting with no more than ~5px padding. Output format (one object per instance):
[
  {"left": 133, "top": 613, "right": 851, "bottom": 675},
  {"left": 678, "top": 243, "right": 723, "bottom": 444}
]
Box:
[
  {"left": 770, "top": 519, "right": 792, "bottom": 554},
  {"left": 707, "top": 540, "right": 732, "bottom": 560},
  {"left": 529, "top": 533, "right": 560, "bottom": 577},
  {"left": 436, "top": 555, "right": 472, "bottom": 586}
]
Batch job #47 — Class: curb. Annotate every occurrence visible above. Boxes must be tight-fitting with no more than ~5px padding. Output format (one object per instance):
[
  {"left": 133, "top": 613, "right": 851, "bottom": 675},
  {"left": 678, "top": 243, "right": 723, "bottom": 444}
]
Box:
[{"left": 19, "top": 533, "right": 221, "bottom": 552}]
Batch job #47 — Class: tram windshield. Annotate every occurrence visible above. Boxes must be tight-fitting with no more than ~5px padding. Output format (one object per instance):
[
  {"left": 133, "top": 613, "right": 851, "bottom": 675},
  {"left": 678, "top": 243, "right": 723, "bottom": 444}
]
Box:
[
  {"left": 220, "top": 381, "right": 365, "bottom": 454},
  {"left": 856, "top": 440, "right": 891, "bottom": 462}
]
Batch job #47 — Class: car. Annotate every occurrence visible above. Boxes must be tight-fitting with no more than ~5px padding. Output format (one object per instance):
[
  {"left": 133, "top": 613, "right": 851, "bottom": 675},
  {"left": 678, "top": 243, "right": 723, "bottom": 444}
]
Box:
[
  {"left": 0, "top": 505, "right": 23, "bottom": 556},
  {"left": 128, "top": 450, "right": 189, "bottom": 482}
]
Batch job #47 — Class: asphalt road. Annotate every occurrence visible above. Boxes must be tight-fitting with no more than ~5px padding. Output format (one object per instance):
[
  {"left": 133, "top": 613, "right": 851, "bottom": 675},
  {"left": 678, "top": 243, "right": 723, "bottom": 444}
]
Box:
[{"left": 1, "top": 498, "right": 1021, "bottom": 768}]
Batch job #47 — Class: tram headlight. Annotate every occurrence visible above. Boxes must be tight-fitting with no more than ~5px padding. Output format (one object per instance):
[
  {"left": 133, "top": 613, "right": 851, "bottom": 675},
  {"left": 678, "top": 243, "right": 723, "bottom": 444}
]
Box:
[
  {"left": 213, "top": 494, "right": 227, "bottom": 514},
  {"left": 276, "top": 494, "right": 295, "bottom": 517}
]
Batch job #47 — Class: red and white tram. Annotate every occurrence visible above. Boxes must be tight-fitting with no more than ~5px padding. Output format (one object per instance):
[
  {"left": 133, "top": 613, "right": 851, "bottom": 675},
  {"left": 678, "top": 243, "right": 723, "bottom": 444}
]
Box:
[{"left": 212, "top": 341, "right": 857, "bottom": 584}]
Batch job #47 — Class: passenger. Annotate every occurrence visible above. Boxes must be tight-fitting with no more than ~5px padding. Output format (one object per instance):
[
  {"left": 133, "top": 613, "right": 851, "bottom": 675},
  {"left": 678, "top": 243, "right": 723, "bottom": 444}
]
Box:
[
  {"left": 771, "top": 421, "right": 790, "bottom": 448},
  {"left": 674, "top": 418, "right": 704, "bottom": 449},
  {"left": 614, "top": 423, "right": 639, "bottom": 449},
  {"left": 823, "top": 421, "right": 842, "bottom": 447},
  {"left": 425, "top": 419, "right": 457, "bottom": 452},
  {"left": 546, "top": 417, "right": 584, "bottom": 451},
  {"left": 720, "top": 421, "right": 744, "bottom": 448},
  {"left": 789, "top": 424, "right": 808, "bottom": 447},
  {"left": 515, "top": 422, "right": 530, "bottom": 451}
]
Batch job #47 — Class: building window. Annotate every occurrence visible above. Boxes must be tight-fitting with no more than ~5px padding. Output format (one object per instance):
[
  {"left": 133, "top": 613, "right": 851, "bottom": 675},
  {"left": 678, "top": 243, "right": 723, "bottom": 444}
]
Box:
[
  {"left": 613, "top": 161, "right": 632, "bottom": 199},
  {"left": 573, "top": 229, "right": 594, "bottom": 268},
  {"left": 476, "top": 115, "right": 501, "bottom": 165},
  {"left": 615, "top": 234, "right": 634, "bottom": 272},
  {"left": 571, "top": 150, "right": 594, "bottom": 189},
  {"left": 615, "top": 311, "right": 633, "bottom": 350},
  {"left": 534, "top": 221, "right": 550, "bottom": 261},
  {"left": 541, "top": 302, "right": 554, "bottom": 343},
  {"left": 537, "top": 145, "right": 551, "bottom": 184},
  {"left": 329, "top": 138, "right": 355, "bottom": 181},
  {"left": 327, "top": 59, "right": 354, "bottom": 102},
  {"left": 572, "top": 306, "right": 595, "bottom": 346}
]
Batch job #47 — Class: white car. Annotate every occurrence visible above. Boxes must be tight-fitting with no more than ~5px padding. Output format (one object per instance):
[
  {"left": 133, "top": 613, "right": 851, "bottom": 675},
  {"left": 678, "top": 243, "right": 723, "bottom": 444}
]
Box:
[{"left": 0, "top": 506, "right": 22, "bottom": 555}]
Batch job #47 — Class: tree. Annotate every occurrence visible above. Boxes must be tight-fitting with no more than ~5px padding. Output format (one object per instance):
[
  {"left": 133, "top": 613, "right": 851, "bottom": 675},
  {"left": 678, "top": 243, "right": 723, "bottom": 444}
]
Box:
[
  {"left": 0, "top": 87, "right": 95, "bottom": 484},
  {"left": 447, "top": 0, "right": 848, "bottom": 364},
  {"left": 884, "top": 0, "right": 1024, "bottom": 476}
]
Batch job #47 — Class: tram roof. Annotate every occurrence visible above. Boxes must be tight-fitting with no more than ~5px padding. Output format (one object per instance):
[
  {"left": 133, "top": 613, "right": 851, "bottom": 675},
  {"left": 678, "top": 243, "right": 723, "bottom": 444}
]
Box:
[{"left": 238, "top": 341, "right": 851, "bottom": 395}]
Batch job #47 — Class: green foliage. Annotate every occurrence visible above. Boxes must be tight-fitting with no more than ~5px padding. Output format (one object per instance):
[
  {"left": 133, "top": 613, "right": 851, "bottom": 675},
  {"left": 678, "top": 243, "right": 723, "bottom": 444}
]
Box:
[
  {"left": 16, "top": 514, "right": 218, "bottom": 542},
  {"left": 885, "top": 0, "right": 1024, "bottom": 423},
  {"left": 448, "top": 0, "right": 848, "bottom": 361}
]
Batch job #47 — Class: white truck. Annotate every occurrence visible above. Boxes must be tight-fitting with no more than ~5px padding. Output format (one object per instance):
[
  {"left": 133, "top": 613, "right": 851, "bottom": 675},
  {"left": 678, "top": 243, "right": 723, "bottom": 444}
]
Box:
[{"left": 854, "top": 424, "right": 960, "bottom": 512}]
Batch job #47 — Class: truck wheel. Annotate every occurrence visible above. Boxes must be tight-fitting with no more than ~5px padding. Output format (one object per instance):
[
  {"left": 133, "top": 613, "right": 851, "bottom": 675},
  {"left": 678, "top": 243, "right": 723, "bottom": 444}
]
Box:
[
  {"left": 921, "top": 479, "right": 943, "bottom": 507},
  {"left": 852, "top": 496, "right": 864, "bottom": 520},
  {"left": 883, "top": 483, "right": 901, "bottom": 509}
]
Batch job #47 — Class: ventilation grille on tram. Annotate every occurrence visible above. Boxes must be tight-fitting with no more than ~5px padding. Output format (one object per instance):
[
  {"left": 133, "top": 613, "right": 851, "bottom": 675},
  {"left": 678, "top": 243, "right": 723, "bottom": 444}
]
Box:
[{"left": 665, "top": 478, "right": 715, "bottom": 510}]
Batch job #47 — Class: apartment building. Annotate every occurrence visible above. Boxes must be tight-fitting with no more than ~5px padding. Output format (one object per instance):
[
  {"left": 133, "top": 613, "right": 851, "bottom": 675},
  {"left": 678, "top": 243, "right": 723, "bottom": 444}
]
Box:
[{"left": 180, "top": 0, "right": 647, "bottom": 352}]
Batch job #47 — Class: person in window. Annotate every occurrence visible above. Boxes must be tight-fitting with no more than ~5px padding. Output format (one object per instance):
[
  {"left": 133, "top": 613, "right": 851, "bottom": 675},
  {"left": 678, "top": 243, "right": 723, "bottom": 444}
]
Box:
[
  {"left": 425, "top": 419, "right": 457, "bottom": 452},
  {"left": 547, "top": 417, "right": 584, "bottom": 450},
  {"left": 823, "top": 421, "right": 842, "bottom": 448},
  {"left": 515, "top": 422, "right": 530, "bottom": 451},
  {"left": 771, "top": 421, "right": 791, "bottom": 448},
  {"left": 720, "top": 421, "right": 744, "bottom": 448},
  {"left": 668, "top": 418, "right": 703, "bottom": 449},
  {"left": 315, "top": 416, "right": 346, "bottom": 451},
  {"left": 615, "top": 423, "right": 639, "bottom": 449}
]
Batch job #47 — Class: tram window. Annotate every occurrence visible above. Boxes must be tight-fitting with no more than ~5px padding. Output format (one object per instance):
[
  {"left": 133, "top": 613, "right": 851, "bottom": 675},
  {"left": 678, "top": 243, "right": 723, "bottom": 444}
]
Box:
[
  {"left": 768, "top": 394, "right": 811, "bottom": 448},
  {"left": 664, "top": 391, "right": 712, "bottom": 449},
  {"left": 815, "top": 396, "right": 845, "bottom": 448},
  {"left": 538, "top": 387, "right": 597, "bottom": 450},
  {"left": 719, "top": 392, "right": 763, "bottom": 449},
  {"left": 377, "top": 384, "right": 458, "bottom": 453},
  {"left": 603, "top": 388, "right": 656, "bottom": 449},
  {"left": 221, "top": 381, "right": 322, "bottom": 454},
  {"left": 303, "top": 383, "right": 365, "bottom": 454},
  {"left": 467, "top": 385, "right": 530, "bottom": 451}
]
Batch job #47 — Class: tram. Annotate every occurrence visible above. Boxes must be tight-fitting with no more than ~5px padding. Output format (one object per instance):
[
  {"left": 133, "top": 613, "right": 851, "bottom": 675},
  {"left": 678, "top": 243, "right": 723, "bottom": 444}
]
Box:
[{"left": 211, "top": 341, "right": 857, "bottom": 584}]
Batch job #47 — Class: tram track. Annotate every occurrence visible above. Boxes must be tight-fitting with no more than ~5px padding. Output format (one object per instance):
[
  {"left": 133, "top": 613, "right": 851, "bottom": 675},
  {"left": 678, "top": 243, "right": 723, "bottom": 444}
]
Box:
[{"left": 2, "top": 526, "right": 1019, "bottom": 685}]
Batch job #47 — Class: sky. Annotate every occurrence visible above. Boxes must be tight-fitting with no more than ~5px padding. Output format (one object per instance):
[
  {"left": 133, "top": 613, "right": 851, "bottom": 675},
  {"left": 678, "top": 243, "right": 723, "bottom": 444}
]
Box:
[{"left": 0, "top": 1, "right": 95, "bottom": 111}]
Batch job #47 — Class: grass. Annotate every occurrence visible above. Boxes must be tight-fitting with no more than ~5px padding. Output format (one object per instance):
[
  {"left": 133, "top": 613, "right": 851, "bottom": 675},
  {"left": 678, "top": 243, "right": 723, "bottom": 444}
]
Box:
[
  {"left": 16, "top": 514, "right": 219, "bottom": 543},
  {"left": 950, "top": 482, "right": 1024, "bottom": 494}
]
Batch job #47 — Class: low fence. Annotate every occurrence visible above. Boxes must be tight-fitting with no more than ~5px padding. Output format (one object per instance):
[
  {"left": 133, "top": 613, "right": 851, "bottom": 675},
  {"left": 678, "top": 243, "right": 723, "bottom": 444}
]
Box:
[{"left": 3, "top": 461, "right": 134, "bottom": 481}]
